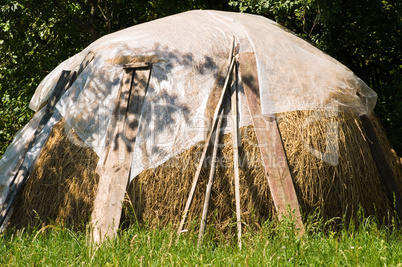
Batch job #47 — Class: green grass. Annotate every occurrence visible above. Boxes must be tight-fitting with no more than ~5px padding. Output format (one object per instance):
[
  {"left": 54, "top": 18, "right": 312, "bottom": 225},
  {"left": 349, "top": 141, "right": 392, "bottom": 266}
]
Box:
[{"left": 1, "top": 216, "right": 402, "bottom": 266}]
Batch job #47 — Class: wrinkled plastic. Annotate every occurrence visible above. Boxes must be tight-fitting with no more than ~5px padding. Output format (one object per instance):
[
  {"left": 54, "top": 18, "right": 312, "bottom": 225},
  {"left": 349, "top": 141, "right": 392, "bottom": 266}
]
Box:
[
  {"left": 24, "top": 10, "right": 377, "bottom": 180},
  {"left": 0, "top": 108, "right": 61, "bottom": 204}
]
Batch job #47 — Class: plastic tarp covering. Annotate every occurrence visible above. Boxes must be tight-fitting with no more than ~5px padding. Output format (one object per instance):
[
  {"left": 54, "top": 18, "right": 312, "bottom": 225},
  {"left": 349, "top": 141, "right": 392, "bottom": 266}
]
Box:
[
  {"left": 0, "top": 108, "right": 61, "bottom": 204},
  {"left": 25, "top": 10, "right": 377, "bottom": 180}
]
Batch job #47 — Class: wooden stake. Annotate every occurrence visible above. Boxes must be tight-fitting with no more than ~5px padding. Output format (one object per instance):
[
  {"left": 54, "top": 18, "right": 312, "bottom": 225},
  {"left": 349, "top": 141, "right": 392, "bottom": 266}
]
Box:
[
  {"left": 177, "top": 43, "right": 236, "bottom": 234},
  {"left": 231, "top": 64, "right": 242, "bottom": 249},
  {"left": 198, "top": 108, "right": 224, "bottom": 246}
]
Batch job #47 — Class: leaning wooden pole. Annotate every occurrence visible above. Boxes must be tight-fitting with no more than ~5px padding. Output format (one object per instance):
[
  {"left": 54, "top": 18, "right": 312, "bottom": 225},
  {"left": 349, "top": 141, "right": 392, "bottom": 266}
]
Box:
[
  {"left": 231, "top": 63, "right": 242, "bottom": 249},
  {"left": 198, "top": 109, "right": 224, "bottom": 246},
  {"left": 0, "top": 52, "right": 94, "bottom": 230},
  {"left": 177, "top": 42, "right": 236, "bottom": 235}
]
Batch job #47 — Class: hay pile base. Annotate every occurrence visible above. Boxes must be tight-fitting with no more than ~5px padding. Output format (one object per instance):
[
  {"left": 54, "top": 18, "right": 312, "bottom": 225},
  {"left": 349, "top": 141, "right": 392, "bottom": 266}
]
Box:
[
  {"left": 7, "top": 111, "right": 402, "bottom": 232},
  {"left": 9, "top": 119, "right": 99, "bottom": 230},
  {"left": 121, "top": 126, "right": 273, "bottom": 233},
  {"left": 122, "top": 111, "right": 402, "bottom": 231}
]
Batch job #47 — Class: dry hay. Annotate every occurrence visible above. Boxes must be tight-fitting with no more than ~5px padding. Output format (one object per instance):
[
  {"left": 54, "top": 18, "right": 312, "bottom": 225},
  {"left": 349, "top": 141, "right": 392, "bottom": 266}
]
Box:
[
  {"left": 7, "top": 110, "right": 402, "bottom": 232},
  {"left": 9, "top": 119, "right": 99, "bottom": 230},
  {"left": 277, "top": 110, "right": 401, "bottom": 227},
  {"left": 121, "top": 126, "right": 273, "bottom": 233},
  {"left": 122, "top": 110, "right": 402, "bottom": 231}
]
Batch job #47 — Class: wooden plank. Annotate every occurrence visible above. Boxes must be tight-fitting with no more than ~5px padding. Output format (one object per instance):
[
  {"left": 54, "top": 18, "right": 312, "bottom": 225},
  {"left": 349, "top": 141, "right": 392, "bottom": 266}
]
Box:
[
  {"left": 177, "top": 50, "right": 236, "bottom": 235},
  {"left": 198, "top": 109, "right": 224, "bottom": 246},
  {"left": 78, "top": 51, "right": 95, "bottom": 75},
  {"left": 123, "top": 62, "right": 150, "bottom": 69},
  {"left": 359, "top": 114, "right": 402, "bottom": 219},
  {"left": 91, "top": 65, "right": 150, "bottom": 243},
  {"left": 238, "top": 52, "right": 304, "bottom": 233},
  {"left": 0, "top": 70, "right": 75, "bottom": 228}
]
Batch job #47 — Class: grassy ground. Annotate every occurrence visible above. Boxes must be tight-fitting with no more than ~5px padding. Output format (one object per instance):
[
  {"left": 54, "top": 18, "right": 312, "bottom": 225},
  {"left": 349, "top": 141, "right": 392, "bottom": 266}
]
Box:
[{"left": 1, "top": 216, "right": 402, "bottom": 266}]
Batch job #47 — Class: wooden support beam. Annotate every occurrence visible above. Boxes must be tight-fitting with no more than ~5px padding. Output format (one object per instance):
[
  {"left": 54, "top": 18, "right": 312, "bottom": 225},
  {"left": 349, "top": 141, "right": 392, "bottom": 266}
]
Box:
[
  {"left": 91, "top": 64, "right": 151, "bottom": 244},
  {"left": 238, "top": 52, "right": 304, "bottom": 234},
  {"left": 123, "top": 62, "right": 150, "bottom": 69},
  {"left": 359, "top": 114, "right": 402, "bottom": 219}
]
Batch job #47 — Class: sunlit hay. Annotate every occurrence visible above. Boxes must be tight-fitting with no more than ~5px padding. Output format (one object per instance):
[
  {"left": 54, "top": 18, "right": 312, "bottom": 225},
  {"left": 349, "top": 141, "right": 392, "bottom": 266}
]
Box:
[
  {"left": 9, "top": 119, "right": 99, "bottom": 230},
  {"left": 123, "top": 110, "right": 402, "bottom": 232},
  {"left": 277, "top": 110, "right": 396, "bottom": 227},
  {"left": 122, "top": 126, "right": 274, "bottom": 233},
  {"left": 8, "top": 110, "right": 401, "bottom": 233}
]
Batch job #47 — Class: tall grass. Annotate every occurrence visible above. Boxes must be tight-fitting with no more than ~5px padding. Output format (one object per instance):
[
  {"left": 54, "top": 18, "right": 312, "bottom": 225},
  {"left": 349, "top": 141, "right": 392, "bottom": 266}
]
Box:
[{"left": 1, "top": 215, "right": 402, "bottom": 266}]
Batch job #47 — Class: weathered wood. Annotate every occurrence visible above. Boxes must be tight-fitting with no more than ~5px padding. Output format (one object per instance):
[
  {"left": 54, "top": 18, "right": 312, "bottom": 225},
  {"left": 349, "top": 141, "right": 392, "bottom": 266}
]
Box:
[
  {"left": 231, "top": 66, "right": 242, "bottom": 249},
  {"left": 359, "top": 114, "right": 402, "bottom": 219},
  {"left": 198, "top": 109, "right": 224, "bottom": 246},
  {"left": 238, "top": 52, "right": 304, "bottom": 233},
  {"left": 91, "top": 65, "right": 150, "bottom": 243},
  {"left": 177, "top": 50, "right": 236, "bottom": 235},
  {"left": 0, "top": 70, "right": 75, "bottom": 228},
  {"left": 78, "top": 51, "right": 95, "bottom": 75},
  {"left": 123, "top": 62, "right": 150, "bottom": 69}
]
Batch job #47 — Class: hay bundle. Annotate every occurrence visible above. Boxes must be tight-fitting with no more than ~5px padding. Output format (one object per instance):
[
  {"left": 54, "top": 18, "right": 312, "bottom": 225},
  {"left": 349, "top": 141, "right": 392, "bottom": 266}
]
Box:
[
  {"left": 9, "top": 119, "right": 99, "bottom": 229},
  {"left": 8, "top": 111, "right": 402, "bottom": 231}
]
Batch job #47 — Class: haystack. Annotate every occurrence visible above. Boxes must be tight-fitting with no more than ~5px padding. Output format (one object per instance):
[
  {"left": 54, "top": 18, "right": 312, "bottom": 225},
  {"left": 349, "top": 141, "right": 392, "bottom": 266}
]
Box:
[
  {"left": 1, "top": 10, "right": 401, "bottom": 241},
  {"left": 7, "top": 111, "right": 402, "bottom": 233}
]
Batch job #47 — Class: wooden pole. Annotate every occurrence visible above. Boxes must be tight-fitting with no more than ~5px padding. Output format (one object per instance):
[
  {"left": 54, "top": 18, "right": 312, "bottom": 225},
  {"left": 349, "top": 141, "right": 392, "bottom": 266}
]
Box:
[
  {"left": 177, "top": 43, "right": 236, "bottom": 234},
  {"left": 198, "top": 108, "right": 224, "bottom": 246},
  {"left": 0, "top": 52, "right": 94, "bottom": 230},
  {"left": 231, "top": 64, "right": 242, "bottom": 249}
]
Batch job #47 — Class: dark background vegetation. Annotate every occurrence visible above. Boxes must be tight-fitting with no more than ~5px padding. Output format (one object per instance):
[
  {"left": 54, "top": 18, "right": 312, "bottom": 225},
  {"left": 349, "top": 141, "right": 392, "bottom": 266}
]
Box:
[{"left": 1, "top": 0, "right": 401, "bottom": 156}]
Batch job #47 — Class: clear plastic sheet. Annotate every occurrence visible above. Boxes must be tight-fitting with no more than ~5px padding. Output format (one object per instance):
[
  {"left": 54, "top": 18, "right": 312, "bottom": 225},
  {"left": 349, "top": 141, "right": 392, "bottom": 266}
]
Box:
[
  {"left": 23, "top": 10, "right": 377, "bottom": 180},
  {"left": 0, "top": 108, "right": 61, "bottom": 204}
]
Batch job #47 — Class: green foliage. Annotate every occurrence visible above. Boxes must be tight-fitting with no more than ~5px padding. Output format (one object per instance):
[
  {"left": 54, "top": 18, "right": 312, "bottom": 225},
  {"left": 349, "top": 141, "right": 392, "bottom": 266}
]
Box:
[{"left": 0, "top": 90, "right": 32, "bottom": 154}]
